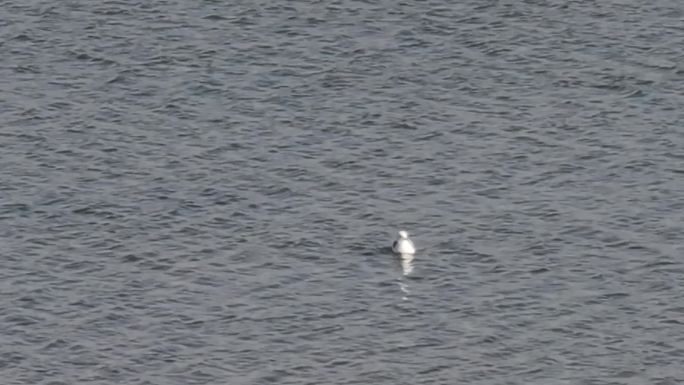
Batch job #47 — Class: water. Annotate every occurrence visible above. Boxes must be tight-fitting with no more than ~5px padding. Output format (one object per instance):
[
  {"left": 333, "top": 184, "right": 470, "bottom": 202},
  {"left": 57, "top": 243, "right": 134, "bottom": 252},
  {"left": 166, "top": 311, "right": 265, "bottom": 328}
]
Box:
[{"left": 2, "top": 1, "right": 684, "bottom": 384}]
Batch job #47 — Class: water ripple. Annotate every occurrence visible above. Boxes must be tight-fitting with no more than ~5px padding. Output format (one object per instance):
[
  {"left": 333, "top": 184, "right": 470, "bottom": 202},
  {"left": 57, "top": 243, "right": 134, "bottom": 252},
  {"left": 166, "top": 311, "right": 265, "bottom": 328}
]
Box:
[{"left": 2, "top": 0, "right": 684, "bottom": 384}]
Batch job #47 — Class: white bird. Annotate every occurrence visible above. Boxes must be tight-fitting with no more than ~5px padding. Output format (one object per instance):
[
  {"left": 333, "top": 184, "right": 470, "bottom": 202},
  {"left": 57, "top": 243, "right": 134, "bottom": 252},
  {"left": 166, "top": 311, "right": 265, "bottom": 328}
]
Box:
[{"left": 392, "top": 230, "right": 416, "bottom": 255}]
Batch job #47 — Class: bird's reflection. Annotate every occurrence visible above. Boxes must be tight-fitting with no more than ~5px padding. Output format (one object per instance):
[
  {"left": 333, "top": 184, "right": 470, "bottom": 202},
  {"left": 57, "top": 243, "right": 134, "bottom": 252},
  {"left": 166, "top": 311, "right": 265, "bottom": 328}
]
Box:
[
  {"left": 398, "top": 253, "right": 414, "bottom": 300},
  {"left": 400, "top": 253, "right": 414, "bottom": 276}
]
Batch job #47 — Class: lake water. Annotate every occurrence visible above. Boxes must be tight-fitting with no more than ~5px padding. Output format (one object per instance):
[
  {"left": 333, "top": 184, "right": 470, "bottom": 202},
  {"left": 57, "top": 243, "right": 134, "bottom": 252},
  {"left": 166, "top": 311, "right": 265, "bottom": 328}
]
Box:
[{"left": 2, "top": 1, "right": 684, "bottom": 384}]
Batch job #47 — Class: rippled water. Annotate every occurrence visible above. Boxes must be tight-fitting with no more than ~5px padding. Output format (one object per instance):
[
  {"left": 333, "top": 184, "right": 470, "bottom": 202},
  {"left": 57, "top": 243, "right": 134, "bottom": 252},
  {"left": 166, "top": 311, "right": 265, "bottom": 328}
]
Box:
[{"left": 2, "top": 1, "right": 684, "bottom": 384}]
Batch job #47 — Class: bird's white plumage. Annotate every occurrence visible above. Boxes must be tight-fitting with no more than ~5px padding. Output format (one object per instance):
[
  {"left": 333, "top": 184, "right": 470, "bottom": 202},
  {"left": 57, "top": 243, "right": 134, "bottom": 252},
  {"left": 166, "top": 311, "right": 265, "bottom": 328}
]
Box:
[{"left": 392, "top": 230, "right": 415, "bottom": 254}]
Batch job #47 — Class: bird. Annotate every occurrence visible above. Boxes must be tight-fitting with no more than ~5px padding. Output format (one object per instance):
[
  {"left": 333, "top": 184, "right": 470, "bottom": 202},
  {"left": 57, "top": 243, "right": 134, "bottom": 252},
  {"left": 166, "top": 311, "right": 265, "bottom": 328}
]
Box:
[{"left": 392, "top": 230, "right": 416, "bottom": 255}]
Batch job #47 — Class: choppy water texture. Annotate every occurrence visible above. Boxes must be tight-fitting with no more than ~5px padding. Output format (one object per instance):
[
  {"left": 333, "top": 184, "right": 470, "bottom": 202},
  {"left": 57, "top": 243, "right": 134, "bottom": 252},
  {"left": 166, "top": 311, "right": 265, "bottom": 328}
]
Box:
[{"left": 2, "top": 1, "right": 684, "bottom": 384}]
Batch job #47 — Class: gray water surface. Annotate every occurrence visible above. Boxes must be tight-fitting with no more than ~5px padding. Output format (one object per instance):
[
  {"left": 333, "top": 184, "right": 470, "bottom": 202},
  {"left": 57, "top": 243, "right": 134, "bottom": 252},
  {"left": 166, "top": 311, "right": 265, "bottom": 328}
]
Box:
[{"left": 2, "top": 1, "right": 684, "bottom": 384}]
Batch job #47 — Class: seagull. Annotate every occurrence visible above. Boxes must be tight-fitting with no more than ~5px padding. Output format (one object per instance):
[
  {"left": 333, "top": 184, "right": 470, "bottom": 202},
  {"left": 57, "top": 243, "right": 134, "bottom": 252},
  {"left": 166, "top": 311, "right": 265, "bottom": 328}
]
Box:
[{"left": 392, "top": 230, "right": 416, "bottom": 255}]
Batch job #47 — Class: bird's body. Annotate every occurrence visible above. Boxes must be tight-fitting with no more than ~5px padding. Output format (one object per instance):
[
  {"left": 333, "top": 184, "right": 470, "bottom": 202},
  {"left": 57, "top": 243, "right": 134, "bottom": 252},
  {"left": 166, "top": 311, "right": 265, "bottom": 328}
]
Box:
[{"left": 392, "top": 230, "right": 416, "bottom": 255}]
